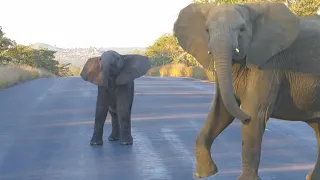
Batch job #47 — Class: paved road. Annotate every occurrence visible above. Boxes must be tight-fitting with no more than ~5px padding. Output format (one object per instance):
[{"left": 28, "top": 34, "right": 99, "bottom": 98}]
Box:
[{"left": 0, "top": 76, "right": 317, "bottom": 180}]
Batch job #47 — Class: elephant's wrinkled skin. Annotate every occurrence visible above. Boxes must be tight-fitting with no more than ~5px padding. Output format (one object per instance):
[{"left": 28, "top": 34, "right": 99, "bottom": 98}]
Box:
[
  {"left": 173, "top": 2, "right": 320, "bottom": 180},
  {"left": 80, "top": 50, "right": 150, "bottom": 145}
]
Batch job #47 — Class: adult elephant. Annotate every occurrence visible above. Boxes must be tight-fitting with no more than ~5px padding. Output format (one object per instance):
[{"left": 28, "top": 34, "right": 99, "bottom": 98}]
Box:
[
  {"left": 306, "top": 14, "right": 320, "bottom": 20},
  {"left": 174, "top": 2, "right": 320, "bottom": 180},
  {"left": 80, "top": 50, "right": 150, "bottom": 145}
]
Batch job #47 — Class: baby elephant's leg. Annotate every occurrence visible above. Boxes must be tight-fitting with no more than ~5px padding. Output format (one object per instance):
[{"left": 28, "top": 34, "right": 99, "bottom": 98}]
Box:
[
  {"left": 116, "top": 83, "right": 134, "bottom": 145},
  {"left": 90, "top": 86, "right": 109, "bottom": 146},
  {"left": 108, "top": 108, "right": 120, "bottom": 141}
]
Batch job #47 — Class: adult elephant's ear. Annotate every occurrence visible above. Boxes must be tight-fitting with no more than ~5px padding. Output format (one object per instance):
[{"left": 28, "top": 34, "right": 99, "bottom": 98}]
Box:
[
  {"left": 173, "top": 3, "right": 213, "bottom": 70},
  {"left": 243, "top": 2, "right": 300, "bottom": 68},
  {"left": 80, "top": 57, "right": 103, "bottom": 86},
  {"left": 115, "top": 54, "right": 151, "bottom": 85}
]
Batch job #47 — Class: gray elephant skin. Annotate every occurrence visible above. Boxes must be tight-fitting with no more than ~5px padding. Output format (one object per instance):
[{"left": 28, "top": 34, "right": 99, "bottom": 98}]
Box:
[
  {"left": 306, "top": 14, "right": 320, "bottom": 20},
  {"left": 80, "top": 50, "right": 150, "bottom": 146},
  {"left": 174, "top": 2, "right": 320, "bottom": 180}
]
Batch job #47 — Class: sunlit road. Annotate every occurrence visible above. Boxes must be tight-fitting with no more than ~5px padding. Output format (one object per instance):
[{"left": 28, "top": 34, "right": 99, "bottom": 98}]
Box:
[{"left": 0, "top": 76, "right": 317, "bottom": 180}]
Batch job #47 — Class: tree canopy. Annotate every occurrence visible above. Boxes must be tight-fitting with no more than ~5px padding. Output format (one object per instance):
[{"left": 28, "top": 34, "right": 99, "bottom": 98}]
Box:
[
  {"left": 0, "top": 26, "right": 74, "bottom": 76},
  {"left": 144, "top": 34, "right": 200, "bottom": 67}
]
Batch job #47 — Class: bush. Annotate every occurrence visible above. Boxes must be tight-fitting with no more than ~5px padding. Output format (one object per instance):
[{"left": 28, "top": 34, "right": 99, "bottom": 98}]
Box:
[
  {"left": 192, "top": 66, "right": 207, "bottom": 79},
  {"left": 159, "top": 63, "right": 189, "bottom": 77},
  {"left": 204, "top": 69, "right": 215, "bottom": 81},
  {"left": 69, "top": 66, "right": 82, "bottom": 76},
  {"left": 148, "top": 63, "right": 215, "bottom": 81},
  {"left": 147, "top": 67, "right": 161, "bottom": 76}
]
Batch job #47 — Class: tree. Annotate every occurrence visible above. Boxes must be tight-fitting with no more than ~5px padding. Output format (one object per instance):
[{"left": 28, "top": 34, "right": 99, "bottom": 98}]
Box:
[
  {"left": 0, "top": 26, "right": 14, "bottom": 50},
  {"left": 0, "top": 26, "right": 74, "bottom": 76},
  {"left": 289, "top": 0, "right": 320, "bottom": 16},
  {"left": 3, "top": 45, "right": 34, "bottom": 65},
  {"left": 0, "top": 26, "right": 15, "bottom": 63},
  {"left": 144, "top": 33, "right": 200, "bottom": 66}
]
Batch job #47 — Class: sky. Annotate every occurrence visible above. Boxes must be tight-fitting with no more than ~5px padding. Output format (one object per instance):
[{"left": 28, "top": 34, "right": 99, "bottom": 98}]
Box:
[{"left": 0, "top": 0, "right": 192, "bottom": 48}]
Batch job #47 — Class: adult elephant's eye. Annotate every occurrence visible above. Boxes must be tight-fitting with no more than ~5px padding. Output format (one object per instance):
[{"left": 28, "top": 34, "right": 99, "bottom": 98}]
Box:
[{"left": 239, "top": 25, "right": 246, "bottom": 32}]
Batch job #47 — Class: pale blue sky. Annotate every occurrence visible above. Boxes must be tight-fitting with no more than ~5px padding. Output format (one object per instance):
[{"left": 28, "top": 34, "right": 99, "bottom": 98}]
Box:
[{"left": 0, "top": 0, "right": 192, "bottom": 48}]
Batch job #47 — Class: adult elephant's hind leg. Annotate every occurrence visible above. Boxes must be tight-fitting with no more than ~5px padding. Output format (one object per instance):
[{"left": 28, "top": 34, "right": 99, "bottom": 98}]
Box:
[
  {"left": 306, "top": 120, "right": 320, "bottom": 180},
  {"left": 194, "top": 86, "right": 235, "bottom": 178}
]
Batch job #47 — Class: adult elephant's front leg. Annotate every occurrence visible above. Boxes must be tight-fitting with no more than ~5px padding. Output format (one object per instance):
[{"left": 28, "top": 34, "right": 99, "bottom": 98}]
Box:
[
  {"left": 306, "top": 121, "right": 320, "bottom": 180},
  {"left": 238, "top": 69, "right": 280, "bottom": 180},
  {"left": 238, "top": 108, "right": 266, "bottom": 180},
  {"left": 116, "top": 83, "right": 134, "bottom": 145},
  {"left": 194, "top": 85, "right": 235, "bottom": 178},
  {"left": 90, "top": 86, "right": 110, "bottom": 146}
]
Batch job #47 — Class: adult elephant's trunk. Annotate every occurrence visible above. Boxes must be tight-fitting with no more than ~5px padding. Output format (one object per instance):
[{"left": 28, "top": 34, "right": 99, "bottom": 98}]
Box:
[{"left": 210, "top": 31, "right": 250, "bottom": 123}]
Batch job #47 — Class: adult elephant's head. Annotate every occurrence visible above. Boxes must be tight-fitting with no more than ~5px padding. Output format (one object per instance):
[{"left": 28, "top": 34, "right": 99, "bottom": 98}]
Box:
[
  {"left": 173, "top": 2, "right": 300, "bottom": 123},
  {"left": 80, "top": 50, "right": 151, "bottom": 87}
]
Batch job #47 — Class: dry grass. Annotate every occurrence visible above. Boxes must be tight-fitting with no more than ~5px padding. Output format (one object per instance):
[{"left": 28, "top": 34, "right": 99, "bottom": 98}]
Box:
[
  {"left": 0, "top": 64, "right": 54, "bottom": 89},
  {"left": 147, "top": 63, "right": 215, "bottom": 82},
  {"left": 146, "top": 67, "right": 161, "bottom": 77},
  {"left": 70, "top": 66, "right": 82, "bottom": 76}
]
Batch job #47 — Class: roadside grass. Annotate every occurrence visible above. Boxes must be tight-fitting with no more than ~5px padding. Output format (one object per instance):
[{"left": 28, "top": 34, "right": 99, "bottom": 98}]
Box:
[
  {"left": 146, "top": 63, "right": 215, "bottom": 82},
  {"left": 70, "top": 66, "right": 82, "bottom": 76},
  {"left": 0, "top": 62, "right": 214, "bottom": 89},
  {"left": 0, "top": 64, "right": 54, "bottom": 89}
]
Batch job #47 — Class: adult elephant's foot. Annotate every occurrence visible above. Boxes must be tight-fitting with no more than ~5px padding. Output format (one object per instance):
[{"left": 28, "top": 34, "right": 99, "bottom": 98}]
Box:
[
  {"left": 120, "top": 135, "right": 133, "bottom": 145},
  {"left": 108, "top": 131, "right": 119, "bottom": 141},
  {"left": 194, "top": 144, "right": 218, "bottom": 178},
  {"left": 193, "top": 161, "right": 218, "bottom": 178},
  {"left": 306, "top": 171, "right": 320, "bottom": 180},
  {"left": 237, "top": 174, "right": 261, "bottom": 180},
  {"left": 90, "top": 134, "right": 103, "bottom": 146},
  {"left": 306, "top": 173, "right": 312, "bottom": 180}
]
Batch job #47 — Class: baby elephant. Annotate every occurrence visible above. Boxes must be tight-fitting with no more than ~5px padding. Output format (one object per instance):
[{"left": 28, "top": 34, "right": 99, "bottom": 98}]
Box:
[{"left": 80, "top": 50, "right": 150, "bottom": 145}]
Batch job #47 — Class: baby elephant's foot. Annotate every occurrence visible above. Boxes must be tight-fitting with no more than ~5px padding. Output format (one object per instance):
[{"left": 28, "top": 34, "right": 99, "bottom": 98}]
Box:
[
  {"left": 237, "top": 174, "right": 261, "bottom": 180},
  {"left": 108, "top": 132, "right": 120, "bottom": 141},
  {"left": 120, "top": 135, "right": 133, "bottom": 145},
  {"left": 90, "top": 134, "right": 103, "bottom": 146}
]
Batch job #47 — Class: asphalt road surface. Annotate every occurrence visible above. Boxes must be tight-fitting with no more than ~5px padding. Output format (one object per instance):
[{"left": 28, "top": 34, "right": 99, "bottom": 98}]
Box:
[{"left": 0, "top": 76, "right": 318, "bottom": 180}]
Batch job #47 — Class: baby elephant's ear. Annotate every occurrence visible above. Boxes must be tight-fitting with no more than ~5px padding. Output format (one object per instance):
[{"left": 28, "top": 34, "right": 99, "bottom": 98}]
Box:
[
  {"left": 80, "top": 57, "right": 103, "bottom": 86},
  {"left": 116, "top": 54, "right": 151, "bottom": 85}
]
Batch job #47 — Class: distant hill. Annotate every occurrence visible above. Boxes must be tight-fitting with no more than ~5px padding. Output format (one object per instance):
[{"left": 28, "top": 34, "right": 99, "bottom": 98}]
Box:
[
  {"left": 29, "top": 43, "right": 64, "bottom": 52},
  {"left": 29, "top": 43, "right": 146, "bottom": 68},
  {"left": 98, "top": 47, "right": 146, "bottom": 54}
]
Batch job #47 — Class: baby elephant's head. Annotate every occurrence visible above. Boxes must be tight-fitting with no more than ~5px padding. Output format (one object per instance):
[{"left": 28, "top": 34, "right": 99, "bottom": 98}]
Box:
[{"left": 80, "top": 50, "right": 151, "bottom": 88}]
